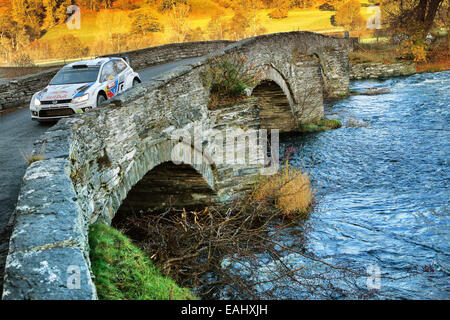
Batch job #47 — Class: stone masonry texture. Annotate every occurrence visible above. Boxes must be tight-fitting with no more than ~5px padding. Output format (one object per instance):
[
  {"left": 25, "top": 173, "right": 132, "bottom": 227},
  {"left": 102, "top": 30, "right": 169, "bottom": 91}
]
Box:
[{"left": 2, "top": 32, "right": 354, "bottom": 299}]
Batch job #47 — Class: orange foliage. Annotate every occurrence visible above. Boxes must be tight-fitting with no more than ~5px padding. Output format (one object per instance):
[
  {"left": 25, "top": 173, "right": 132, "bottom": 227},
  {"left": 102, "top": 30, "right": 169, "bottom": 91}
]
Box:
[
  {"left": 252, "top": 163, "right": 313, "bottom": 217},
  {"left": 335, "top": 0, "right": 365, "bottom": 30}
]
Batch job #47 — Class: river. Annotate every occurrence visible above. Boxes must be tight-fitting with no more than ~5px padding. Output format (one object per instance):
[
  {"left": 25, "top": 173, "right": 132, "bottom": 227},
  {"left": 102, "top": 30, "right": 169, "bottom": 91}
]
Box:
[{"left": 216, "top": 71, "right": 449, "bottom": 300}]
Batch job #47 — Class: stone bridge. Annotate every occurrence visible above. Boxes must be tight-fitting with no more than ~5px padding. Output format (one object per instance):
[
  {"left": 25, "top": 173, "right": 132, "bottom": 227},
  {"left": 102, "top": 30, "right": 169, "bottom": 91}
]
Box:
[{"left": 2, "top": 32, "right": 354, "bottom": 300}]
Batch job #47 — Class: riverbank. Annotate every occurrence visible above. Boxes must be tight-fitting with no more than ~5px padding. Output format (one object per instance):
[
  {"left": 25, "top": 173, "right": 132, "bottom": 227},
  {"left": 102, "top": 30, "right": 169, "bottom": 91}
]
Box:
[
  {"left": 349, "top": 38, "right": 450, "bottom": 80},
  {"left": 350, "top": 62, "right": 416, "bottom": 80}
]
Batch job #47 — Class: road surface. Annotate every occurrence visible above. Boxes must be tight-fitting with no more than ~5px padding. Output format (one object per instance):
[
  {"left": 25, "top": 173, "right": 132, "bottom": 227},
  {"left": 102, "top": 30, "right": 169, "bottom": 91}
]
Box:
[{"left": 0, "top": 57, "right": 202, "bottom": 295}]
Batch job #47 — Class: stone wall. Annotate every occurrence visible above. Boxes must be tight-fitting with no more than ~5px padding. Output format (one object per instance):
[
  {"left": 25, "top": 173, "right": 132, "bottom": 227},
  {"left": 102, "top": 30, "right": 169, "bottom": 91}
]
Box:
[
  {"left": 0, "top": 41, "right": 234, "bottom": 112},
  {"left": 2, "top": 32, "right": 353, "bottom": 300},
  {"left": 0, "top": 68, "right": 59, "bottom": 111},
  {"left": 103, "top": 40, "right": 235, "bottom": 70},
  {"left": 350, "top": 62, "right": 416, "bottom": 80}
]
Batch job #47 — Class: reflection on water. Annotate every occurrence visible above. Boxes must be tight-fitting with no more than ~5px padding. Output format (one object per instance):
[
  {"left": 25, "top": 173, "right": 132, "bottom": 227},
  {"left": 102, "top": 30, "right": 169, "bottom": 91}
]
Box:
[{"left": 219, "top": 71, "right": 450, "bottom": 300}]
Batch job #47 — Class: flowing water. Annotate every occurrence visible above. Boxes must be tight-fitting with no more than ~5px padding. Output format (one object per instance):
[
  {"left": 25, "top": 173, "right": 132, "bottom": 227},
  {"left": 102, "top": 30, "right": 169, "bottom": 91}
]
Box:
[{"left": 217, "top": 71, "right": 450, "bottom": 300}]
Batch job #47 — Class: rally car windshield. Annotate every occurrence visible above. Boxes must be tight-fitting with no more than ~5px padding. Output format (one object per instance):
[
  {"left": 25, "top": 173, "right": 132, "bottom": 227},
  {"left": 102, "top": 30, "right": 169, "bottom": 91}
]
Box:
[{"left": 50, "top": 67, "right": 100, "bottom": 85}]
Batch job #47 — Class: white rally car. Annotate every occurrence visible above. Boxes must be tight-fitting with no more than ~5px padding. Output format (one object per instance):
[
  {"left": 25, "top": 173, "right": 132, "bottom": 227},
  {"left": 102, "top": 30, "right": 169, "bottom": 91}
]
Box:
[{"left": 30, "top": 57, "right": 141, "bottom": 122}]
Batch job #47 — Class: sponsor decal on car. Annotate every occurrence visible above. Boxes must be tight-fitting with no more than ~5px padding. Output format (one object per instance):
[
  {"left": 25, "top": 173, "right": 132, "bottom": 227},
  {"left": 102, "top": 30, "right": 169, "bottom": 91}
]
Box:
[
  {"left": 45, "top": 90, "right": 69, "bottom": 100},
  {"left": 105, "top": 78, "right": 120, "bottom": 99},
  {"left": 73, "top": 82, "right": 95, "bottom": 98}
]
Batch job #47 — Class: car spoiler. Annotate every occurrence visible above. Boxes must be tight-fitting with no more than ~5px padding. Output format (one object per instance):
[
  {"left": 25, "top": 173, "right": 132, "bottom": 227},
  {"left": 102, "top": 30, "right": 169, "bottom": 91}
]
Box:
[{"left": 97, "top": 55, "right": 131, "bottom": 65}]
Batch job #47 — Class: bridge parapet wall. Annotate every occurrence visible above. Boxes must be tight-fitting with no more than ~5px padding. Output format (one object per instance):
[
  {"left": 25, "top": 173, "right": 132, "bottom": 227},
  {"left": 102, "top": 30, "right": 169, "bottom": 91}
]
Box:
[
  {"left": 102, "top": 40, "right": 235, "bottom": 70},
  {"left": 0, "top": 41, "right": 234, "bottom": 112}
]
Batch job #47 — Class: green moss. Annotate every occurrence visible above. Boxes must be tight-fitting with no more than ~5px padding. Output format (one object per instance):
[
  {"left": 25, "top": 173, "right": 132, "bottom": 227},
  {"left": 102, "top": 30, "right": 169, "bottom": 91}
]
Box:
[
  {"left": 300, "top": 124, "right": 320, "bottom": 132},
  {"left": 89, "top": 223, "right": 196, "bottom": 300},
  {"left": 318, "top": 118, "right": 342, "bottom": 129},
  {"left": 334, "top": 92, "right": 349, "bottom": 99},
  {"left": 298, "top": 118, "right": 342, "bottom": 133}
]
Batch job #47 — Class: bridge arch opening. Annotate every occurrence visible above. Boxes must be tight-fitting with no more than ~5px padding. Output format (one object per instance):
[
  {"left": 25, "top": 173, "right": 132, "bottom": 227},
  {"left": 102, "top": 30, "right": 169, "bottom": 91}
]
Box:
[
  {"left": 113, "top": 161, "right": 216, "bottom": 220},
  {"left": 252, "top": 80, "right": 296, "bottom": 131}
]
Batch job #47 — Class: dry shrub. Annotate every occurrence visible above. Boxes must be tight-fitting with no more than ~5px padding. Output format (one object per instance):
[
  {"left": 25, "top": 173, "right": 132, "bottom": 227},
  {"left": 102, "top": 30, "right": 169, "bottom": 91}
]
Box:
[
  {"left": 112, "top": 163, "right": 315, "bottom": 298},
  {"left": 113, "top": 200, "right": 289, "bottom": 298},
  {"left": 252, "top": 163, "right": 313, "bottom": 218},
  {"left": 269, "top": 7, "right": 288, "bottom": 19},
  {"left": 12, "top": 52, "right": 35, "bottom": 67}
]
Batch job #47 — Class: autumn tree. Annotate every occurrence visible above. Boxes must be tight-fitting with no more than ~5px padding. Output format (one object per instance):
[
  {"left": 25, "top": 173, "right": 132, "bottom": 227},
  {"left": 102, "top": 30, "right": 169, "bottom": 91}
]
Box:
[
  {"left": 186, "top": 27, "right": 205, "bottom": 41},
  {"left": 381, "top": 0, "right": 447, "bottom": 35},
  {"left": 290, "top": 0, "right": 315, "bottom": 8},
  {"left": 226, "top": 7, "right": 250, "bottom": 40},
  {"left": 54, "top": 34, "right": 88, "bottom": 60},
  {"left": 96, "top": 9, "right": 131, "bottom": 52},
  {"left": 207, "top": 8, "right": 227, "bottom": 40},
  {"left": 381, "top": 0, "right": 448, "bottom": 62},
  {"left": 242, "top": 0, "right": 265, "bottom": 37},
  {"left": 167, "top": 1, "right": 191, "bottom": 42},
  {"left": 11, "top": 0, "right": 44, "bottom": 39},
  {"left": 335, "top": 0, "right": 365, "bottom": 30},
  {"left": 42, "top": 0, "right": 57, "bottom": 30},
  {"left": 269, "top": 0, "right": 289, "bottom": 19},
  {"left": 130, "top": 7, "right": 164, "bottom": 35},
  {"left": 226, "top": 0, "right": 266, "bottom": 40}
]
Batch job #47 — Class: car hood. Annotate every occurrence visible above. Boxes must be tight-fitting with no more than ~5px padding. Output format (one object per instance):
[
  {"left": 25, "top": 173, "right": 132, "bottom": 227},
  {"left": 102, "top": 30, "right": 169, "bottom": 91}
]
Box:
[{"left": 40, "top": 83, "right": 94, "bottom": 101}]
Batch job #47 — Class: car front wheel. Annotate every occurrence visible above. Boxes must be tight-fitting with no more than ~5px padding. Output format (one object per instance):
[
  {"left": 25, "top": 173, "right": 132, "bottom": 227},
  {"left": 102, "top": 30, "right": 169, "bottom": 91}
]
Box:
[
  {"left": 96, "top": 94, "right": 106, "bottom": 107},
  {"left": 133, "top": 78, "right": 140, "bottom": 86}
]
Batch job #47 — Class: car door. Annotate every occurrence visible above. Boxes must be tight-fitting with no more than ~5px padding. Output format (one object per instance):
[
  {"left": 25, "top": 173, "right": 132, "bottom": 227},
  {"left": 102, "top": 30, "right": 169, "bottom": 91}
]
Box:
[
  {"left": 100, "top": 61, "right": 119, "bottom": 99},
  {"left": 113, "top": 59, "right": 127, "bottom": 92}
]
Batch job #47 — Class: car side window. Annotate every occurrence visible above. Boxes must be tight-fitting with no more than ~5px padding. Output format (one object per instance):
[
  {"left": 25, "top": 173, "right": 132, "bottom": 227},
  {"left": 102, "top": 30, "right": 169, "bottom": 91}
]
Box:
[
  {"left": 100, "top": 62, "right": 115, "bottom": 82},
  {"left": 113, "top": 60, "right": 127, "bottom": 75}
]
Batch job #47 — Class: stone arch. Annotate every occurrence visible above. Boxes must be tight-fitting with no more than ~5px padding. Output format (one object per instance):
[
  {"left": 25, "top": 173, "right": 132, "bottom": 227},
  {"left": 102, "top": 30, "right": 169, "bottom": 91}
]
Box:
[
  {"left": 250, "top": 66, "right": 297, "bottom": 131},
  {"left": 106, "top": 139, "right": 217, "bottom": 221},
  {"left": 311, "top": 52, "right": 328, "bottom": 97},
  {"left": 251, "top": 64, "right": 296, "bottom": 110},
  {"left": 117, "top": 161, "right": 216, "bottom": 215}
]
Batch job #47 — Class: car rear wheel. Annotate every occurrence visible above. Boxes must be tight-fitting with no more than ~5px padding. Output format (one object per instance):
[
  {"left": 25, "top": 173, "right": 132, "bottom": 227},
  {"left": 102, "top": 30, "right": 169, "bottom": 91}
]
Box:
[
  {"left": 97, "top": 94, "right": 106, "bottom": 107},
  {"left": 133, "top": 78, "right": 140, "bottom": 86}
]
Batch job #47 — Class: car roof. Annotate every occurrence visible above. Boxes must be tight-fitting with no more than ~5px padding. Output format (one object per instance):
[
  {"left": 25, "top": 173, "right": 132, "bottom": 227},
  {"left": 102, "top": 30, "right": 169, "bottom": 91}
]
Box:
[{"left": 64, "top": 57, "right": 123, "bottom": 69}]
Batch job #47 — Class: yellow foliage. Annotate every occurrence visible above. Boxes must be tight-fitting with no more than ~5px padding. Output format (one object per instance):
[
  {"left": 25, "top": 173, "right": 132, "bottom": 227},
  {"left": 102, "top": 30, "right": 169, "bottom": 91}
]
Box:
[
  {"left": 396, "top": 38, "right": 428, "bottom": 63},
  {"left": 252, "top": 163, "right": 313, "bottom": 217},
  {"left": 269, "top": 7, "right": 289, "bottom": 19},
  {"left": 411, "top": 45, "right": 427, "bottom": 63},
  {"left": 335, "top": 0, "right": 365, "bottom": 30}
]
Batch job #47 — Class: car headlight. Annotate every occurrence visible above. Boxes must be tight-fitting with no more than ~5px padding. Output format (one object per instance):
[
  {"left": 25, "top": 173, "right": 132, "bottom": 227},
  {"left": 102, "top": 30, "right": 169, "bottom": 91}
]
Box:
[
  {"left": 72, "top": 93, "right": 89, "bottom": 103},
  {"left": 33, "top": 96, "right": 41, "bottom": 106}
]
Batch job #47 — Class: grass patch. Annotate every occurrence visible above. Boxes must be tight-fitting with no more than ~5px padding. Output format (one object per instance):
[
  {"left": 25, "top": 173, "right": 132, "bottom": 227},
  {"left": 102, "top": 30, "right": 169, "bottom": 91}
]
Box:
[
  {"left": 349, "top": 42, "right": 399, "bottom": 64},
  {"left": 89, "top": 223, "right": 196, "bottom": 300},
  {"left": 26, "top": 155, "right": 44, "bottom": 165},
  {"left": 20, "top": 142, "right": 46, "bottom": 165},
  {"left": 298, "top": 118, "right": 342, "bottom": 133},
  {"left": 416, "top": 61, "right": 450, "bottom": 73}
]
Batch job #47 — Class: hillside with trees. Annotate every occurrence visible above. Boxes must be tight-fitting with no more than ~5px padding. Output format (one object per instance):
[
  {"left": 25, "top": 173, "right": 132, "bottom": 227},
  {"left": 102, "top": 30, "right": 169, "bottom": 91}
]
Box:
[{"left": 0, "top": 0, "right": 448, "bottom": 66}]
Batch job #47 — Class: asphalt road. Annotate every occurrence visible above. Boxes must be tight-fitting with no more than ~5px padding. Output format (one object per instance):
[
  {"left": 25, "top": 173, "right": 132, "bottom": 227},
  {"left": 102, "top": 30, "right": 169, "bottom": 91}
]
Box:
[{"left": 0, "top": 57, "right": 202, "bottom": 295}]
